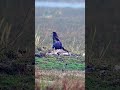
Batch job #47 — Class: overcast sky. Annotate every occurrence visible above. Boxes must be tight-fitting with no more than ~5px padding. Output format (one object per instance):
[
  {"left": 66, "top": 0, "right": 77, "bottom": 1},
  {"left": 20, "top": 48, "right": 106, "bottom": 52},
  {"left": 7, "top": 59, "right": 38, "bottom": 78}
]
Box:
[{"left": 35, "top": 1, "right": 85, "bottom": 8}]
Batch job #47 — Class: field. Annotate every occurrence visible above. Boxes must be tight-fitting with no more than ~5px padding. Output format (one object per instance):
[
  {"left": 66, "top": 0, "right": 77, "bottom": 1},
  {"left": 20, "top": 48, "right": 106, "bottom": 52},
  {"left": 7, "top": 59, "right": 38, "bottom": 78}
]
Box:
[
  {"left": 35, "top": 55, "right": 85, "bottom": 90},
  {"left": 35, "top": 68, "right": 85, "bottom": 90},
  {"left": 35, "top": 1, "right": 85, "bottom": 89},
  {"left": 35, "top": 56, "right": 85, "bottom": 70}
]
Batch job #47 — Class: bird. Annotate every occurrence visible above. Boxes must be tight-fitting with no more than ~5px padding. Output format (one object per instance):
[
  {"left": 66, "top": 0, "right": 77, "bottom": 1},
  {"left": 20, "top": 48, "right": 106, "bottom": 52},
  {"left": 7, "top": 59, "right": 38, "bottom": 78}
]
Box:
[
  {"left": 35, "top": 32, "right": 70, "bottom": 57},
  {"left": 52, "top": 32, "right": 62, "bottom": 49},
  {"left": 52, "top": 32, "right": 69, "bottom": 52}
]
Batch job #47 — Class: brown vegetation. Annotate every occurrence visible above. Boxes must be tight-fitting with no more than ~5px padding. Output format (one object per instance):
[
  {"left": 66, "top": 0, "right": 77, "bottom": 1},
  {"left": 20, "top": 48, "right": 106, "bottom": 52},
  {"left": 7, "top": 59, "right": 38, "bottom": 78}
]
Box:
[{"left": 35, "top": 67, "right": 85, "bottom": 90}]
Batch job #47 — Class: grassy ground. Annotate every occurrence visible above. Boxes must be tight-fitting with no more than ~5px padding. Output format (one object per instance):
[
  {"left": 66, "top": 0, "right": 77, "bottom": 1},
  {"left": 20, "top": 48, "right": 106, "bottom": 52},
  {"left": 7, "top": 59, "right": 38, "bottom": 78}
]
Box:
[
  {"left": 86, "top": 71, "right": 120, "bottom": 90},
  {"left": 35, "top": 69, "right": 85, "bottom": 90},
  {"left": 86, "top": 58, "right": 120, "bottom": 90},
  {"left": 35, "top": 56, "right": 85, "bottom": 71},
  {"left": 35, "top": 55, "right": 85, "bottom": 90},
  {"left": 0, "top": 74, "right": 34, "bottom": 90}
]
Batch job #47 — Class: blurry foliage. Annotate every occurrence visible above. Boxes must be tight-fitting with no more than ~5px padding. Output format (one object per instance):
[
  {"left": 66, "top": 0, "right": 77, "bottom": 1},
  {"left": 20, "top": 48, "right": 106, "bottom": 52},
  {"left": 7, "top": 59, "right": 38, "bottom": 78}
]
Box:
[
  {"left": 0, "top": 74, "right": 34, "bottom": 90},
  {"left": 0, "top": 17, "right": 34, "bottom": 89}
]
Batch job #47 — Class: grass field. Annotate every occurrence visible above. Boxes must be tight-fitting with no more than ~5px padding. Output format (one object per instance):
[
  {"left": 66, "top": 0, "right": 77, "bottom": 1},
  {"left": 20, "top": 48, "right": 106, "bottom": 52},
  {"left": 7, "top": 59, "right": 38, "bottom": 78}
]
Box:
[
  {"left": 35, "top": 56, "right": 85, "bottom": 71},
  {"left": 35, "top": 68, "right": 85, "bottom": 90},
  {"left": 35, "top": 55, "right": 85, "bottom": 90}
]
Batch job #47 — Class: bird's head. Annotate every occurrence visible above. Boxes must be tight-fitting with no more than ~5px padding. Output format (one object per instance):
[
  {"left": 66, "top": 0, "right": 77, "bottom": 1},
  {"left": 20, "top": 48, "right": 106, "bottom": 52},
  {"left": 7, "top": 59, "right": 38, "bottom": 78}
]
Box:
[{"left": 53, "top": 32, "right": 58, "bottom": 37}]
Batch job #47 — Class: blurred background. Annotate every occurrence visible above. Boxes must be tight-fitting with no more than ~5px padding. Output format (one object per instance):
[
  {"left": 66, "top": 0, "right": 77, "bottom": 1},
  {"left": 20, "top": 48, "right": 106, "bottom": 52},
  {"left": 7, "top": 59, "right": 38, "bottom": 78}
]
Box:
[{"left": 35, "top": 0, "right": 85, "bottom": 54}]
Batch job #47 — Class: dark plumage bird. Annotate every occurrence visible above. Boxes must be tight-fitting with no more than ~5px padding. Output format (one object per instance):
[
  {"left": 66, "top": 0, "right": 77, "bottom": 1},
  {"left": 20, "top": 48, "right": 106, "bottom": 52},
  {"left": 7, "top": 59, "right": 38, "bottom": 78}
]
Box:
[
  {"left": 52, "top": 32, "right": 69, "bottom": 52},
  {"left": 52, "top": 32, "right": 61, "bottom": 49}
]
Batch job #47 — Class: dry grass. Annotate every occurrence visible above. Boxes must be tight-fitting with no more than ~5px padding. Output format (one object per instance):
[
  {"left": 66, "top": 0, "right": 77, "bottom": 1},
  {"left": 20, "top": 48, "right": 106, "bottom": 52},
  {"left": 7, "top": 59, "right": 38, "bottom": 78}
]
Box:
[
  {"left": 35, "top": 67, "right": 85, "bottom": 90},
  {"left": 0, "top": 18, "right": 11, "bottom": 47},
  {"left": 0, "top": 17, "right": 24, "bottom": 53}
]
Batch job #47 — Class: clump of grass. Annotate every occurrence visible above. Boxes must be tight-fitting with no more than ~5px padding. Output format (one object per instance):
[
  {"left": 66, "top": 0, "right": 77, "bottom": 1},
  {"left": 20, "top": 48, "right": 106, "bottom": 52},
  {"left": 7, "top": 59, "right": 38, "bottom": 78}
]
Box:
[
  {"left": 0, "top": 17, "right": 24, "bottom": 53},
  {"left": 0, "top": 18, "right": 11, "bottom": 49}
]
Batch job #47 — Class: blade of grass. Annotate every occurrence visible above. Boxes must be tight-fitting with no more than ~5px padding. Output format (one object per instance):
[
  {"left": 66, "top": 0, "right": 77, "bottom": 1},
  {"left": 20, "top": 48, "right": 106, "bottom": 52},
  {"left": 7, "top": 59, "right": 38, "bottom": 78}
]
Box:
[
  {"left": 0, "top": 18, "right": 5, "bottom": 29},
  {"left": 10, "top": 31, "right": 23, "bottom": 46},
  {"left": 6, "top": 24, "right": 12, "bottom": 46},
  {"left": 0, "top": 23, "right": 8, "bottom": 45},
  {"left": 100, "top": 40, "right": 111, "bottom": 60}
]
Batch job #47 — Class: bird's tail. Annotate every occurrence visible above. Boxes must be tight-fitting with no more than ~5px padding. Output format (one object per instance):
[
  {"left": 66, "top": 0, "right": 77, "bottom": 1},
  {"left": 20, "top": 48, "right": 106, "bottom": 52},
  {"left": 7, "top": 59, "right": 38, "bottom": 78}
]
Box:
[{"left": 62, "top": 47, "right": 69, "bottom": 52}]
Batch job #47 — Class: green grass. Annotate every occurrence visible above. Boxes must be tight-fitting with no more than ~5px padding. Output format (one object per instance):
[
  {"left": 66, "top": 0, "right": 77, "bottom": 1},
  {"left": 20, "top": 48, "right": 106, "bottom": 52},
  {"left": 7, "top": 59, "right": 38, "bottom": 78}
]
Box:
[
  {"left": 0, "top": 74, "right": 34, "bottom": 90},
  {"left": 86, "top": 71, "right": 120, "bottom": 90},
  {"left": 35, "top": 56, "right": 85, "bottom": 71}
]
